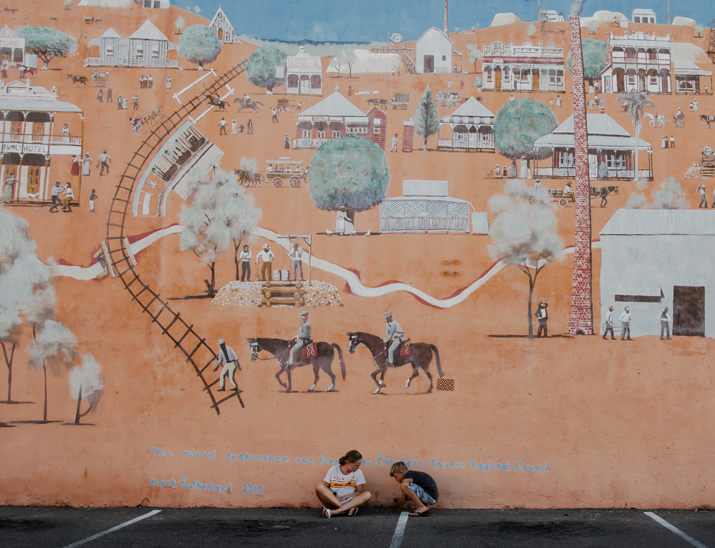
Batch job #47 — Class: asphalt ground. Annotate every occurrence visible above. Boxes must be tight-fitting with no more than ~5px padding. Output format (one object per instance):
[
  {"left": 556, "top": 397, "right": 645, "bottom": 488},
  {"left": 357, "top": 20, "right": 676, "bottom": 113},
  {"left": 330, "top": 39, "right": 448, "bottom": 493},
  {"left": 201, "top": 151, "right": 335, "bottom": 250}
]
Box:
[{"left": 0, "top": 507, "right": 713, "bottom": 548}]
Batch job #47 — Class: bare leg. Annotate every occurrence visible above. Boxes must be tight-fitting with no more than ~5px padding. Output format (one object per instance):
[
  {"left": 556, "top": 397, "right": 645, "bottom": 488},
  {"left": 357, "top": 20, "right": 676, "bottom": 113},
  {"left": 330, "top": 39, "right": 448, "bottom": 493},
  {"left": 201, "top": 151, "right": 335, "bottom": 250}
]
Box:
[
  {"left": 315, "top": 483, "right": 342, "bottom": 509},
  {"left": 401, "top": 483, "right": 428, "bottom": 514}
]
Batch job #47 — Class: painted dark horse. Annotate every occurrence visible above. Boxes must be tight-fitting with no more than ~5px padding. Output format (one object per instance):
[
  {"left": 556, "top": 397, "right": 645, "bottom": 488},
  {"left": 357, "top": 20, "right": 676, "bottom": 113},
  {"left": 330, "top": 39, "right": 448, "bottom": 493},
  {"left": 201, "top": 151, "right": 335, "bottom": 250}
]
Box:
[
  {"left": 347, "top": 332, "right": 444, "bottom": 394},
  {"left": 247, "top": 338, "right": 345, "bottom": 393},
  {"left": 700, "top": 115, "right": 715, "bottom": 129},
  {"left": 206, "top": 93, "right": 228, "bottom": 111},
  {"left": 590, "top": 185, "right": 619, "bottom": 207}
]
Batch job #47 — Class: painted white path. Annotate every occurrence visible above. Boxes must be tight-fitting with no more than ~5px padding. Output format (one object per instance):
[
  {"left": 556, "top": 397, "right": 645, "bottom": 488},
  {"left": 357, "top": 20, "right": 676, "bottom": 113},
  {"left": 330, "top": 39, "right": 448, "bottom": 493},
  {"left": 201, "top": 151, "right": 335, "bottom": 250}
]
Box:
[{"left": 52, "top": 225, "right": 599, "bottom": 309}]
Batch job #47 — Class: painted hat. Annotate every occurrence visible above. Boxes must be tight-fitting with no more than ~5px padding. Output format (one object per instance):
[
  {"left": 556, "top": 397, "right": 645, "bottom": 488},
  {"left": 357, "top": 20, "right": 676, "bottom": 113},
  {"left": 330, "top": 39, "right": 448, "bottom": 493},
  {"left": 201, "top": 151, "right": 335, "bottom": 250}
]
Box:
[
  {"left": 539, "top": 301, "right": 548, "bottom": 307},
  {"left": 383, "top": 311, "right": 392, "bottom": 318},
  {"left": 263, "top": 243, "right": 270, "bottom": 249},
  {"left": 218, "top": 339, "right": 225, "bottom": 344},
  {"left": 608, "top": 305, "right": 614, "bottom": 310},
  {"left": 300, "top": 311, "right": 309, "bottom": 317}
]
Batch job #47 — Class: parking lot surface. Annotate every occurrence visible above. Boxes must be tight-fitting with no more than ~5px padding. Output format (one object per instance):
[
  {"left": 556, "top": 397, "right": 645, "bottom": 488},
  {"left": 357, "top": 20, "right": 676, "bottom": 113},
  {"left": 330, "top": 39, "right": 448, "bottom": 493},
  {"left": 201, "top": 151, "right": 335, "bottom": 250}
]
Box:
[{"left": 0, "top": 507, "right": 713, "bottom": 548}]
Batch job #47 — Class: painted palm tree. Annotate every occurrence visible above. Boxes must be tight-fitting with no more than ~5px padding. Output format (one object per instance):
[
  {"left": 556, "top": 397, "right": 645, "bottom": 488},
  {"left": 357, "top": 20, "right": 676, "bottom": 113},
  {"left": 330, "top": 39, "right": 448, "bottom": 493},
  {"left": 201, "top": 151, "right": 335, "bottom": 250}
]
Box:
[{"left": 614, "top": 90, "right": 656, "bottom": 181}]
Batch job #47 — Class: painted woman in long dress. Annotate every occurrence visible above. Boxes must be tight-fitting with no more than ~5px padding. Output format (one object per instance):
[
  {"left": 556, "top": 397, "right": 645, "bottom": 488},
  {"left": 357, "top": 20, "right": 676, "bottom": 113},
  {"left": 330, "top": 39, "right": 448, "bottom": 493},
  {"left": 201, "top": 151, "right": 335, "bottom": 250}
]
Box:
[
  {"left": 82, "top": 153, "right": 92, "bottom": 176},
  {"left": 70, "top": 155, "right": 80, "bottom": 176},
  {"left": 2, "top": 177, "right": 16, "bottom": 203}
]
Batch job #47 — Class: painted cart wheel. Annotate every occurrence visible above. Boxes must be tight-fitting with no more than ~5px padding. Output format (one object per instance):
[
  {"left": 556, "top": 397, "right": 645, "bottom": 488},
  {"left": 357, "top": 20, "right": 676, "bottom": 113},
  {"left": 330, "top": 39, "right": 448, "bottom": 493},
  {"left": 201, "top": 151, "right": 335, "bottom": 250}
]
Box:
[
  {"left": 675, "top": 118, "right": 684, "bottom": 128},
  {"left": 289, "top": 176, "right": 300, "bottom": 188},
  {"left": 401, "top": 104, "right": 407, "bottom": 110},
  {"left": 272, "top": 177, "right": 282, "bottom": 188},
  {"left": 559, "top": 198, "right": 569, "bottom": 208},
  {"left": 96, "top": 77, "right": 106, "bottom": 87},
  {"left": 136, "top": 125, "right": 147, "bottom": 136}
]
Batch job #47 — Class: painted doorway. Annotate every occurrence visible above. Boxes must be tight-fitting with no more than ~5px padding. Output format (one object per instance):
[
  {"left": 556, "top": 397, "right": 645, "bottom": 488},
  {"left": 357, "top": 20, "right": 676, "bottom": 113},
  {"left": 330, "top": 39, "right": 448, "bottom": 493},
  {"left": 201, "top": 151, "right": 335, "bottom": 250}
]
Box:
[
  {"left": 673, "top": 285, "right": 705, "bottom": 336},
  {"left": 424, "top": 55, "right": 434, "bottom": 73}
]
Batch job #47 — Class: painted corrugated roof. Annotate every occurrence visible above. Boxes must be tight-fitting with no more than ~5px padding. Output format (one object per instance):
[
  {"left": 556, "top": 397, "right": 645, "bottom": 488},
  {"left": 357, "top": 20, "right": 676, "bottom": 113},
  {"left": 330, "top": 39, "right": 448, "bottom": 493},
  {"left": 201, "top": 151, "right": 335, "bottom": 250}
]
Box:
[
  {"left": 673, "top": 61, "right": 712, "bottom": 76},
  {"left": 600, "top": 209, "right": 715, "bottom": 235},
  {"left": 300, "top": 91, "right": 365, "bottom": 118},
  {"left": 0, "top": 99, "right": 81, "bottom": 113},
  {"left": 448, "top": 97, "right": 495, "bottom": 118},
  {"left": 129, "top": 20, "right": 168, "bottom": 41},
  {"left": 0, "top": 26, "right": 18, "bottom": 39},
  {"left": 553, "top": 114, "right": 631, "bottom": 137},
  {"left": 416, "top": 27, "right": 454, "bottom": 45},
  {"left": 101, "top": 28, "right": 121, "bottom": 39},
  {"left": 534, "top": 133, "right": 651, "bottom": 150}
]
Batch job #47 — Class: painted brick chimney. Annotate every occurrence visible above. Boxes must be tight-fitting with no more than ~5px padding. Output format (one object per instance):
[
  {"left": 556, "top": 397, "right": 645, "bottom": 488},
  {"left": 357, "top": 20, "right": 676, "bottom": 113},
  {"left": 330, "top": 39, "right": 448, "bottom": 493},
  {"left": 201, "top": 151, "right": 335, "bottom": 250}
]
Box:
[
  {"left": 605, "top": 32, "right": 612, "bottom": 67},
  {"left": 444, "top": 0, "right": 449, "bottom": 36},
  {"left": 568, "top": 14, "right": 594, "bottom": 335}
]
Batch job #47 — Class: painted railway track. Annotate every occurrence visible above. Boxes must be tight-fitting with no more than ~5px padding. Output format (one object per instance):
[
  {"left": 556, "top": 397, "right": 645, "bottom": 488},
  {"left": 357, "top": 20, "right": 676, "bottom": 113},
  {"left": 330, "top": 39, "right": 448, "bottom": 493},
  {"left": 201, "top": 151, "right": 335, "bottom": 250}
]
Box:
[{"left": 103, "top": 60, "right": 249, "bottom": 414}]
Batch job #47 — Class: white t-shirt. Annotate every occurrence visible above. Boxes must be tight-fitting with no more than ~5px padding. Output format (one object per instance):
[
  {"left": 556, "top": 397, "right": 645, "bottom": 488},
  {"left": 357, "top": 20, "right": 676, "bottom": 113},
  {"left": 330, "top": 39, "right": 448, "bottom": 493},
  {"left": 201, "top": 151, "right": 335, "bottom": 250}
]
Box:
[{"left": 323, "top": 465, "right": 365, "bottom": 498}]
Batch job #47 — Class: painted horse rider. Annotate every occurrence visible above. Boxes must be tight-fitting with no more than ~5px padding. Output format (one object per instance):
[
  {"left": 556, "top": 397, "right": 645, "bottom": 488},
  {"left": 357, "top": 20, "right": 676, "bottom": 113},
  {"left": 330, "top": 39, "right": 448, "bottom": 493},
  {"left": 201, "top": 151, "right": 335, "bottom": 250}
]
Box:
[
  {"left": 383, "top": 311, "right": 405, "bottom": 367},
  {"left": 287, "top": 311, "right": 311, "bottom": 369}
]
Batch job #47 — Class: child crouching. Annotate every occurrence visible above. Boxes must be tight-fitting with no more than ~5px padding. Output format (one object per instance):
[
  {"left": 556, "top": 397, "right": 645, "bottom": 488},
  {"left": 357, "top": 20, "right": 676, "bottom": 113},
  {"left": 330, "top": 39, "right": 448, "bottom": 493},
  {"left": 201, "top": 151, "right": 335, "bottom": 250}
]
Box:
[{"left": 389, "top": 461, "right": 438, "bottom": 517}]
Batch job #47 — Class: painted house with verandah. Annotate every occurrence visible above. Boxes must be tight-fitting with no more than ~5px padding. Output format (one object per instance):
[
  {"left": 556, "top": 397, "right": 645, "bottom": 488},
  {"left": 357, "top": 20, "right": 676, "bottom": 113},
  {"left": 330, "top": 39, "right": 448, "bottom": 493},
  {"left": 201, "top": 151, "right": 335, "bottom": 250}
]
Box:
[
  {"left": 533, "top": 113, "right": 653, "bottom": 180},
  {"left": 482, "top": 41, "right": 566, "bottom": 92},
  {"left": 0, "top": 80, "right": 83, "bottom": 204},
  {"left": 437, "top": 97, "right": 495, "bottom": 152},
  {"left": 294, "top": 90, "right": 387, "bottom": 150},
  {"left": 84, "top": 20, "right": 179, "bottom": 68}
]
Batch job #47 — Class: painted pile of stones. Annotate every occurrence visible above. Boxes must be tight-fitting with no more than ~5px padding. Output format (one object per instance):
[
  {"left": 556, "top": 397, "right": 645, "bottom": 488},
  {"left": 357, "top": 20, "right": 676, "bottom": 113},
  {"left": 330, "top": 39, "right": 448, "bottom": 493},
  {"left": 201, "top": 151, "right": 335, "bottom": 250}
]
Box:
[
  {"left": 683, "top": 165, "right": 703, "bottom": 179},
  {"left": 212, "top": 281, "right": 344, "bottom": 307}
]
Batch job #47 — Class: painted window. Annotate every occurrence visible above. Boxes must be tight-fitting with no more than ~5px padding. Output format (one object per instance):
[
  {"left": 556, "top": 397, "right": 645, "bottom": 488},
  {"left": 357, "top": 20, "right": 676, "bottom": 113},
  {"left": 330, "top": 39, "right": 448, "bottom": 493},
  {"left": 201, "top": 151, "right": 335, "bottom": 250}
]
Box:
[
  {"left": 332, "top": 129, "right": 340, "bottom": 138},
  {"left": 317, "top": 130, "right": 326, "bottom": 138},
  {"left": 373, "top": 119, "right": 381, "bottom": 134},
  {"left": 302, "top": 129, "right": 311, "bottom": 138}
]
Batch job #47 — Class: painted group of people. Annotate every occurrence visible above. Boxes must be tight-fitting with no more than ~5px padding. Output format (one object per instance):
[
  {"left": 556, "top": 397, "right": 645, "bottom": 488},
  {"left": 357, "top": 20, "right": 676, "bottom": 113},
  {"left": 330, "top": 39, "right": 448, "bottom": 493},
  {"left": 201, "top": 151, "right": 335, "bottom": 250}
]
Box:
[
  {"left": 139, "top": 74, "right": 154, "bottom": 88},
  {"left": 238, "top": 242, "right": 306, "bottom": 282},
  {"left": 696, "top": 184, "right": 715, "bottom": 208},
  {"left": 603, "top": 305, "right": 671, "bottom": 341},
  {"left": 661, "top": 135, "right": 675, "bottom": 149}
]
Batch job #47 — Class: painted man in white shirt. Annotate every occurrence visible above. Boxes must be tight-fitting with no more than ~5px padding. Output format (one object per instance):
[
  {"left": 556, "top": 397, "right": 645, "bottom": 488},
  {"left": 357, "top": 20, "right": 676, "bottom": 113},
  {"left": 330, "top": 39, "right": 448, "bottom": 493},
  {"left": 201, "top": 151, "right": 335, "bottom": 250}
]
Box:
[
  {"left": 255, "top": 243, "right": 275, "bottom": 281},
  {"left": 619, "top": 306, "right": 633, "bottom": 340},
  {"left": 289, "top": 243, "right": 304, "bottom": 281},
  {"left": 383, "top": 311, "right": 405, "bottom": 367},
  {"left": 214, "top": 338, "right": 239, "bottom": 391},
  {"left": 602, "top": 305, "right": 615, "bottom": 340},
  {"left": 287, "top": 311, "right": 310, "bottom": 368},
  {"left": 658, "top": 306, "right": 671, "bottom": 340}
]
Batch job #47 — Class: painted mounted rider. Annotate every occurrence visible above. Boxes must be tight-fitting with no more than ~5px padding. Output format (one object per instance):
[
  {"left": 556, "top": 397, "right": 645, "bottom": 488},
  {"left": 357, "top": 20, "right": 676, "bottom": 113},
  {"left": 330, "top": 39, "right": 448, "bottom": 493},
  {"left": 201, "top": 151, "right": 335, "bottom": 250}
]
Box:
[
  {"left": 383, "top": 311, "right": 405, "bottom": 367},
  {"left": 287, "top": 311, "right": 311, "bottom": 369}
]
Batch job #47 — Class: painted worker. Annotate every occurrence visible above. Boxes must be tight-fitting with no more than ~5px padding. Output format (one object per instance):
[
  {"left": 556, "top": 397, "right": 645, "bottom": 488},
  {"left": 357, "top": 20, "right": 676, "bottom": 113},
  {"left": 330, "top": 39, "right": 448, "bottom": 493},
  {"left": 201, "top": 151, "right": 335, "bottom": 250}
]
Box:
[
  {"left": 619, "top": 306, "right": 633, "bottom": 340},
  {"left": 61, "top": 182, "right": 74, "bottom": 213},
  {"left": 658, "top": 306, "right": 672, "bottom": 340},
  {"left": 289, "top": 242, "right": 304, "bottom": 281},
  {"left": 287, "top": 311, "right": 311, "bottom": 369},
  {"left": 49, "top": 181, "right": 64, "bottom": 213},
  {"left": 564, "top": 181, "right": 574, "bottom": 198},
  {"left": 97, "top": 150, "right": 111, "bottom": 175},
  {"left": 697, "top": 184, "right": 708, "bottom": 208},
  {"left": 390, "top": 134, "right": 398, "bottom": 152},
  {"left": 383, "top": 311, "right": 405, "bottom": 367},
  {"left": 255, "top": 243, "right": 275, "bottom": 282},
  {"left": 535, "top": 301, "right": 548, "bottom": 337},
  {"left": 214, "top": 338, "right": 239, "bottom": 391},
  {"left": 603, "top": 305, "right": 615, "bottom": 340},
  {"left": 534, "top": 179, "right": 542, "bottom": 190},
  {"left": 239, "top": 244, "right": 251, "bottom": 281}
]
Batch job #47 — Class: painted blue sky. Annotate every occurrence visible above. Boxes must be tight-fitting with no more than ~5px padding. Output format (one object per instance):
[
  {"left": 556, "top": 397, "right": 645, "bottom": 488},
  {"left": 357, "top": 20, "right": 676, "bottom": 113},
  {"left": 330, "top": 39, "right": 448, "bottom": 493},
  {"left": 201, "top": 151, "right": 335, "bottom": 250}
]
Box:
[{"left": 178, "top": 0, "right": 714, "bottom": 42}]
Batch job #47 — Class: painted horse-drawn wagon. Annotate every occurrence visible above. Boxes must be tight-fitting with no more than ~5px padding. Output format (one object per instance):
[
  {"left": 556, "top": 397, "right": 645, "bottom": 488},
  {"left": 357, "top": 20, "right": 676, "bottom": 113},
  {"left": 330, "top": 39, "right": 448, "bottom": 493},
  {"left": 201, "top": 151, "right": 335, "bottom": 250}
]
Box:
[{"left": 266, "top": 158, "right": 309, "bottom": 188}]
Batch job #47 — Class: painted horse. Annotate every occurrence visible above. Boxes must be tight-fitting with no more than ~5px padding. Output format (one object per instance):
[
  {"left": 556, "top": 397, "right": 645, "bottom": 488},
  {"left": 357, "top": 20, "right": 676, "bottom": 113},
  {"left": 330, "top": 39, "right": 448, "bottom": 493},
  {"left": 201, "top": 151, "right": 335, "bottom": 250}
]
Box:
[
  {"left": 347, "top": 332, "right": 444, "bottom": 394},
  {"left": 247, "top": 338, "right": 345, "bottom": 393},
  {"left": 66, "top": 74, "right": 88, "bottom": 87},
  {"left": 235, "top": 98, "right": 264, "bottom": 112},
  {"left": 700, "top": 115, "right": 715, "bottom": 129},
  {"left": 206, "top": 93, "right": 228, "bottom": 111},
  {"left": 590, "top": 185, "right": 619, "bottom": 207}
]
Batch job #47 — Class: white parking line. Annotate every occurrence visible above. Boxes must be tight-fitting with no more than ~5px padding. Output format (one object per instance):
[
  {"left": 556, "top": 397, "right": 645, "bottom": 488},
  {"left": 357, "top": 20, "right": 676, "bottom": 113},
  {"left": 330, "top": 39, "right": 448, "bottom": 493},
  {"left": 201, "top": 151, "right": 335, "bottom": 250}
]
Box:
[
  {"left": 389, "top": 512, "right": 410, "bottom": 548},
  {"left": 645, "top": 511, "right": 709, "bottom": 548},
  {"left": 62, "top": 509, "right": 162, "bottom": 548}
]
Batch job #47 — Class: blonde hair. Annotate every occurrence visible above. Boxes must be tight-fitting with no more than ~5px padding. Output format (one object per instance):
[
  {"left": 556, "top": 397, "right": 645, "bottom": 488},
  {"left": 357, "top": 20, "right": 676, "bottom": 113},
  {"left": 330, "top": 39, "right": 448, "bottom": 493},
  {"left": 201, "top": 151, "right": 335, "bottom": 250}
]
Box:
[{"left": 390, "top": 461, "right": 409, "bottom": 476}]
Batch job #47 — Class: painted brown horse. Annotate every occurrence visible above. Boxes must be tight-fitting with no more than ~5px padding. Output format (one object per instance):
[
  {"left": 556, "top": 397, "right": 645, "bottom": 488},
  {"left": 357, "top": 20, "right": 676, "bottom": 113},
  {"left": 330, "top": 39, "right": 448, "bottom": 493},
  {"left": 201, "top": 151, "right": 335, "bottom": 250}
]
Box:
[
  {"left": 247, "top": 338, "right": 345, "bottom": 393},
  {"left": 347, "top": 332, "right": 444, "bottom": 394}
]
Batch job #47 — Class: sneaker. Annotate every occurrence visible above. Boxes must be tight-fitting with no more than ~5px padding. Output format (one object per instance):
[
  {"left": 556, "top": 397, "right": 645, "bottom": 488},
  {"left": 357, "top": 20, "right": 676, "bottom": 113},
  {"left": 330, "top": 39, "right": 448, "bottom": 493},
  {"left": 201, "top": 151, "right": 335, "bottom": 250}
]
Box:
[
  {"left": 322, "top": 507, "right": 331, "bottom": 519},
  {"left": 348, "top": 507, "right": 358, "bottom": 517}
]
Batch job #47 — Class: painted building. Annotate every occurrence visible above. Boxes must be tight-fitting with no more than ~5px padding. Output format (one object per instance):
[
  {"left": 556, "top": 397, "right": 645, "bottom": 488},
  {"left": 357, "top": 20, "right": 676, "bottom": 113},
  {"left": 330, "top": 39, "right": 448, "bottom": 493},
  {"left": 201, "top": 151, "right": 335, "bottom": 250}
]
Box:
[
  {"left": 84, "top": 20, "right": 180, "bottom": 68},
  {"left": 482, "top": 41, "right": 566, "bottom": 92},
  {"left": 294, "top": 90, "right": 386, "bottom": 149},
  {"left": 209, "top": 7, "right": 240, "bottom": 44},
  {"left": 414, "top": 27, "right": 462, "bottom": 74},
  {"left": 143, "top": 0, "right": 170, "bottom": 7},
  {"left": 0, "top": 26, "right": 24, "bottom": 67},
  {"left": 436, "top": 97, "right": 495, "bottom": 152},
  {"left": 631, "top": 9, "right": 656, "bottom": 24},
  {"left": 285, "top": 47, "right": 323, "bottom": 96},
  {"left": 600, "top": 209, "right": 715, "bottom": 338},
  {"left": 673, "top": 61, "right": 713, "bottom": 95},
  {"left": 0, "top": 80, "right": 83, "bottom": 203},
  {"left": 533, "top": 113, "right": 653, "bottom": 180},
  {"left": 540, "top": 10, "right": 565, "bottom": 22},
  {"left": 379, "top": 180, "right": 476, "bottom": 233},
  {"left": 600, "top": 31, "right": 671, "bottom": 94}
]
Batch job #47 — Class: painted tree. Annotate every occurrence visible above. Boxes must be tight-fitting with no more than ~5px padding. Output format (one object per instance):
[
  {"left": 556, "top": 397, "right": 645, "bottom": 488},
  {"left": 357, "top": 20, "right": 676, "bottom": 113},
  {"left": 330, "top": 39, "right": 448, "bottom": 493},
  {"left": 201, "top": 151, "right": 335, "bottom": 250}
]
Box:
[
  {"left": 473, "top": 75, "right": 483, "bottom": 89},
  {"left": 175, "top": 16, "right": 186, "bottom": 35},
  {"left": 0, "top": 206, "right": 55, "bottom": 403},
  {"left": 694, "top": 24, "right": 704, "bottom": 38},
  {"left": 567, "top": 39, "right": 607, "bottom": 90},
  {"left": 614, "top": 89, "right": 656, "bottom": 182},
  {"left": 334, "top": 50, "right": 358, "bottom": 78},
  {"left": 180, "top": 166, "right": 262, "bottom": 297},
  {"left": 414, "top": 85, "right": 440, "bottom": 151},
  {"left": 17, "top": 26, "right": 77, "bottom": 69},
  {"left": 586, "top": 19, "right": 600, "bottom": 34},
  {"left": 466, "top": 44, "right": 482, "bottom": 72},
  {"left": 69, "top": 354, "right": 104, "bottom": 425},
  {"left": 246, "top": 46, "right": 287, "bottom": 91},
  {"left": 488, "top": 180, "right": 562, "bottom": 337},
  {"left": 494, "top": 99, "right": 557, "bottom": 161},
  {"left": 179, "top": 25, "right": 221, "bottom": 70},
  {"left": 63, "top": 0, "right": 72, "bottom": 10},
  {"left": 527, "top": 23, "right": 537, "bottom": 37},
  {"left": 28, "top": 320, "right": 77, "bottom": 423},
  {"left": 309, "top": 136, "right": 390, "bottom": 229}
]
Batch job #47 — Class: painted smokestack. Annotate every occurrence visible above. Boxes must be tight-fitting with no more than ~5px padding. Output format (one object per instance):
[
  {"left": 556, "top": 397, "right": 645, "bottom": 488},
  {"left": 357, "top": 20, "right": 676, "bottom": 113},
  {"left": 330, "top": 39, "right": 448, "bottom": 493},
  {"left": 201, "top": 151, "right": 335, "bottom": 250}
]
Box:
[
  {"left": 567, "top": 14, "right": 594, "bottom": 335},
  {"left": 444, "top": 0, "right": 449, "bottom": 36}
]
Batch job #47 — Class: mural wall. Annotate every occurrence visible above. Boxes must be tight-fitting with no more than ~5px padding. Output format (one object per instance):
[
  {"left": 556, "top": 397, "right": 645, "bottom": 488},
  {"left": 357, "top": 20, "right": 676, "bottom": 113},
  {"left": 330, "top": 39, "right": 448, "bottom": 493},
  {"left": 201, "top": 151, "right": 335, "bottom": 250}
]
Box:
[{"left": 1, "top": 0, "right": 714, "bottom": 510}]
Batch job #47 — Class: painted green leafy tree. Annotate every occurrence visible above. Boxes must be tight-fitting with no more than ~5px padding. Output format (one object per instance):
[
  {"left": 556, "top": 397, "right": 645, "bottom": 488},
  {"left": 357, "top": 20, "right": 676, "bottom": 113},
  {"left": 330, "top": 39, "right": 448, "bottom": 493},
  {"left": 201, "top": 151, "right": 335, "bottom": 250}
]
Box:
[
  {"left": 16, "top": 26, "right": 77, "bottom": 69},
  {"left": 494, "top": 98, "right": 558, "bottom": 160},
  {"left": 179, "top": 25, "right": 221, "bottom": 70},
  {"left": 309, "top": 136, "right": 390, "bottom": 226},
  {"left": 567, "top": 39, "right": 607, "bottom": 89},
  {"left": 246, "top": 46, "right": 288, "bottom": 91},
  {"left": 414, "top": 85, "right": 440, "bottom": 151}
]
